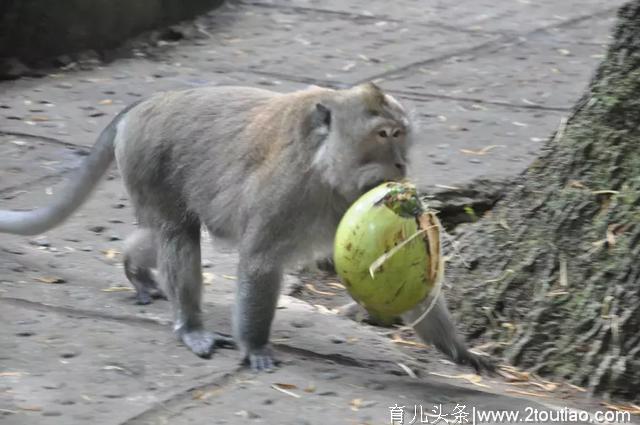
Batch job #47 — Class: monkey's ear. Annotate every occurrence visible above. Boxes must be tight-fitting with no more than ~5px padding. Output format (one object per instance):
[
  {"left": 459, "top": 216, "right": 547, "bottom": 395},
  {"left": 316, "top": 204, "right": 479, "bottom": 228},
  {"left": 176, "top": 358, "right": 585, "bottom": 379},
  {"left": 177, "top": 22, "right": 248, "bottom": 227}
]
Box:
[
  {"left": 360, "top": 82, "right": 386, "bottom": 110},
  {"left": 313, "top": 103, "right": 332, "bottom": 129}
]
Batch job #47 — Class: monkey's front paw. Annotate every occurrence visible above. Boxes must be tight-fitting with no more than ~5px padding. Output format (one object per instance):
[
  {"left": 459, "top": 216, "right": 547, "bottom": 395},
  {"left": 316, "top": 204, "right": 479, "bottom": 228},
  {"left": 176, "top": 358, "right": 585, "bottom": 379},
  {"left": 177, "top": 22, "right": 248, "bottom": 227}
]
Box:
[
  {"left": 180, "top": 330, "right": 236, "bottom": 359},
  {"left": 243, "top": 346, "right": 278, "bottom": 372}
]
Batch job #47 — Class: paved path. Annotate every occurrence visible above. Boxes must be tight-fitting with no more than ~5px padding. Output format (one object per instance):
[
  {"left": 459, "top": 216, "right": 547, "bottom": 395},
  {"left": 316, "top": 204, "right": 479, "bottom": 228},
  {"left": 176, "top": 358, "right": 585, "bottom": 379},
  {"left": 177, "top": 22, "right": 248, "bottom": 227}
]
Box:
[{"left": 0, "top": 1, "right": 633, "bottom": 424}]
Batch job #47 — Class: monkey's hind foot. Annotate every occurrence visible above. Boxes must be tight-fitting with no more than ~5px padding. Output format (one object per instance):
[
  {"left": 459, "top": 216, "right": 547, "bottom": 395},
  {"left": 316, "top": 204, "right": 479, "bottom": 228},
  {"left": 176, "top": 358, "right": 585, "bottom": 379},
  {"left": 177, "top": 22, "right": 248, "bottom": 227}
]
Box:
[
  {"left": 179, "top": 329, "right": 235, "bottom": 359},
  {"left": 133, "top": 288, "right": 166, "bottom": 305},
  {"left": 243, "top": 346, "right": 278, "bottom": 372}
]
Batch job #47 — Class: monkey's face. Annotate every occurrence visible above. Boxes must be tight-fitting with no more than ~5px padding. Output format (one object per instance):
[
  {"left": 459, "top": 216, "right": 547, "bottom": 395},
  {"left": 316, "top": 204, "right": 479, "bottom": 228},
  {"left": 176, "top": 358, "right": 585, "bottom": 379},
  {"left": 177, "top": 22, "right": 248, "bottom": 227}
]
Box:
[
  {"left": 323, "top": 84, "right": 412, "bottom": 202},
  {"left": 353, "top": 106, "right": 410, "bottom": 194}
]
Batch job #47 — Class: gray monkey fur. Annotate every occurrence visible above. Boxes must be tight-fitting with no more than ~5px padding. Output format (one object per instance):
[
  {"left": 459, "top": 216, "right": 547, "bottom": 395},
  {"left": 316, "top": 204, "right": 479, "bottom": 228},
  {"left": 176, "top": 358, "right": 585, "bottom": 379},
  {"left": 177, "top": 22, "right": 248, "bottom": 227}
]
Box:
[{"left": 0, "top": 83, "right": 492, "bottom": 372}]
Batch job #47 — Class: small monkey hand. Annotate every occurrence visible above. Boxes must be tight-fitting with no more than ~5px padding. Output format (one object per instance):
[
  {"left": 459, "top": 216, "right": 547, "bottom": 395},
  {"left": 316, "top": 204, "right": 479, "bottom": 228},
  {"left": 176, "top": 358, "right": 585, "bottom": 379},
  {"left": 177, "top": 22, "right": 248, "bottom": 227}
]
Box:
[
  {"left": 403, "top": 294, "right": 496, "bottom": 375},
  {"left": 448, "top": 345, "right": 496, "bottom": 375}
]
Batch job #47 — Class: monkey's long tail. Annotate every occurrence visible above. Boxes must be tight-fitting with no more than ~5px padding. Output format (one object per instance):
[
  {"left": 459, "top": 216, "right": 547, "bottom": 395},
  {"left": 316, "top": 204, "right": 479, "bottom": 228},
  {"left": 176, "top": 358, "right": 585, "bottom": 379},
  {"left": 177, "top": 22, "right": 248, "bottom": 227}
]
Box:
[{"left": 0, "top": 101, "right": 141, "bottom": 235}]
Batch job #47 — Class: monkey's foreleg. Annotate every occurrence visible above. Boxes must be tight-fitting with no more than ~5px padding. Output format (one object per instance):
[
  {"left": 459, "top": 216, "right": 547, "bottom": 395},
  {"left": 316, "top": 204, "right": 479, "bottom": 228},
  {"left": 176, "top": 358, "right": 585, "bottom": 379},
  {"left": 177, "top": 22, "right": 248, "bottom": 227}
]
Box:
[
  {"left": 158, "top": 226, "right": 234, "bottom": 358},
  {"left": 233, "top": 254, "right": 282, "bottom": 371},
  {"left": 401, "top": 294, "right": 494, "bottom": 373}
]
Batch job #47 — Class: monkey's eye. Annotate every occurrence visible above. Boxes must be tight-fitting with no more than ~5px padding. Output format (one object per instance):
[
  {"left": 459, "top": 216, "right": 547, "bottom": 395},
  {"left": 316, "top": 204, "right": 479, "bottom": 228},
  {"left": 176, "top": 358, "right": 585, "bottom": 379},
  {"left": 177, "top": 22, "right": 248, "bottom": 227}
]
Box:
[
  {"left": 392, "top": 129, "right": 402, "bottom": 138},
  {"left": 378, "top": 129, "right": 389, "bottom": 138}
]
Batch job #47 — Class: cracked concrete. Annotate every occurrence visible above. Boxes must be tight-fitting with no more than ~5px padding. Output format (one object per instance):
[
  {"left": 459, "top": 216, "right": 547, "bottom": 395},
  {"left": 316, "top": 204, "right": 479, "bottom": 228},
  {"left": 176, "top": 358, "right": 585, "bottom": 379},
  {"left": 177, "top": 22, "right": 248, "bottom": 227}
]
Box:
[{"left": 1, "top": 0, "right": 636, "bottom": 424}]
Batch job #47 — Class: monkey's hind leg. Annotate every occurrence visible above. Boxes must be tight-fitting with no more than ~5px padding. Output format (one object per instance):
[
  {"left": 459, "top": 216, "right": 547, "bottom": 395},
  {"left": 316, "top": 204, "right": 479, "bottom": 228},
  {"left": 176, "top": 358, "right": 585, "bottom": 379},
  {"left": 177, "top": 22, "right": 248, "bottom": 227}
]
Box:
[
  {"left": 124, "top": 228, "right": 166, "bottom": 305},
  {"left": 157, "top": 223, "right": 234, "bottom": 358},
  {"left": 234, "top": 253, "right": 282, "bottom": 372}
]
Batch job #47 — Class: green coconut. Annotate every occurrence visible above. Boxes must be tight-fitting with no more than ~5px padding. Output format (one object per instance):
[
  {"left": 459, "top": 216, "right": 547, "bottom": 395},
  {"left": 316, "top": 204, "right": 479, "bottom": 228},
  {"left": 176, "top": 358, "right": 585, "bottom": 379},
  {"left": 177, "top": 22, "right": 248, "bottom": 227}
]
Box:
[{"left": 333, "top": 182, "right": 442, "bottom": 322}]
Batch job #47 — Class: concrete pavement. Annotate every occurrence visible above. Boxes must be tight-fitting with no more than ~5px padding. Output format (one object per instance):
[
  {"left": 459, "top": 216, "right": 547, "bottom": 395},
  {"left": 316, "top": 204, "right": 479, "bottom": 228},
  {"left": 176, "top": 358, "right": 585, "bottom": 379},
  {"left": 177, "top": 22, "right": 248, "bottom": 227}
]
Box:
[{"left": 0, "top": 0, "right": 634, "bottom": 424}]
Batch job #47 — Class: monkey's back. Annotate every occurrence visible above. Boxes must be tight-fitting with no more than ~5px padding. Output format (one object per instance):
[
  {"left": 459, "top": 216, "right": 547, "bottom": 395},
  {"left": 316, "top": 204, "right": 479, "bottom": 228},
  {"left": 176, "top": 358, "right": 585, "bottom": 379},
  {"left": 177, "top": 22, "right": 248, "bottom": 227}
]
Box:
[{"left": 113, "top": 86, "right": 333, "bottom": 243}]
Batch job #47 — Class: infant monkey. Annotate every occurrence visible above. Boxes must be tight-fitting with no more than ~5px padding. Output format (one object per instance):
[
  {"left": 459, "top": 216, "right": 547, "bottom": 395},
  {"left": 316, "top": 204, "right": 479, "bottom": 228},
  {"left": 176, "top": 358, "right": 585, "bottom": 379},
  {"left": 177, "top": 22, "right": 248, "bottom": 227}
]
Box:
[{"left": 0, "top": 83, "right": 492, "bottom": 372}]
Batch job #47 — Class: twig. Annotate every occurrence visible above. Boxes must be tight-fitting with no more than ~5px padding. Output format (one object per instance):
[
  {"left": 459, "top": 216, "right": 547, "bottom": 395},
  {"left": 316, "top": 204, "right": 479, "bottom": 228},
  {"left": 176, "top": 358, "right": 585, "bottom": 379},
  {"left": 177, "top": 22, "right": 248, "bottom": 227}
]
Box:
[
  {"left": 397, "top": 363, "right": 417, "bottom": 378},
  {"left": 483, "top": 269, "right": 515, "bottom": 284},
  {"left": 271, "top": 384, "right": 301, "bottom": 398}
]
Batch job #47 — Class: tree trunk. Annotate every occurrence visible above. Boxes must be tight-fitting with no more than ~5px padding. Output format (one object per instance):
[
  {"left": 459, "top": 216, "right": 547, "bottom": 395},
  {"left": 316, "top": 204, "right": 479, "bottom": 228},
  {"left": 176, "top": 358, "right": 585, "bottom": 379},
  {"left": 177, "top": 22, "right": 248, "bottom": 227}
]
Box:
[{"left": 447, "top": 0, "right": 640, "bottom": 400}]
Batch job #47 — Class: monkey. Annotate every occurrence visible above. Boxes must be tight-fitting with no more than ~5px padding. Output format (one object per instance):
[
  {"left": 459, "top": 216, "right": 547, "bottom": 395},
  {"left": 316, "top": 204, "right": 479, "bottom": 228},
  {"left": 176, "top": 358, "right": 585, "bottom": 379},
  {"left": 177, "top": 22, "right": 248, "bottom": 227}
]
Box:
[{"left": 0, "top": 83, "right": 492, "bottom": 372}]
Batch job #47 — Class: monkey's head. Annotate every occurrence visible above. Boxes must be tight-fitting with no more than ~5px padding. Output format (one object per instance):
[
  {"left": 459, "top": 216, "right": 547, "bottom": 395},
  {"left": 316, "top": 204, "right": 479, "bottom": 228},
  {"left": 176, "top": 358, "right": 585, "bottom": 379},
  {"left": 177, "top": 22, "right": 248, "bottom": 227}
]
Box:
[{"left": 310, "top": 82, "right": 413, "bottom": 203}]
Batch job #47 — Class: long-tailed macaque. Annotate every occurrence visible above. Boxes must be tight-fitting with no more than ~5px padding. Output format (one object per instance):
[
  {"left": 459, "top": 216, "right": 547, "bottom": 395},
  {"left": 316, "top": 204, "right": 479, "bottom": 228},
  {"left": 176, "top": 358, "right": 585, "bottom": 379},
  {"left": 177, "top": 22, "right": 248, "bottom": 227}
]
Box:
[{"left": 0, "top": 83, "right": 491, "bottom": 372}]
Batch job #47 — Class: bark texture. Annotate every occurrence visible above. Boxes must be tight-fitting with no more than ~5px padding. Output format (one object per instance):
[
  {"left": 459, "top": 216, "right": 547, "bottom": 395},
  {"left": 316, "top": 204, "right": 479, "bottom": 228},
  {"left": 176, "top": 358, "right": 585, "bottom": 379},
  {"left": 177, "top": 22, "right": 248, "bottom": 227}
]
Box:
[{"left": 447, "top": 1, "right": 640, "bottom": 400}]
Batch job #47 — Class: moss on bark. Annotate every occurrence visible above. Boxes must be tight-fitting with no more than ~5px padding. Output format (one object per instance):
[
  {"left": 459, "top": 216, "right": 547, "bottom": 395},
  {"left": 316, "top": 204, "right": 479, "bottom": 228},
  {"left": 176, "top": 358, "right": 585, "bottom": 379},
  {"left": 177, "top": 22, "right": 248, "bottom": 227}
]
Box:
[{"left": 447, "top": 0, "right": 640, "bottom": 400}]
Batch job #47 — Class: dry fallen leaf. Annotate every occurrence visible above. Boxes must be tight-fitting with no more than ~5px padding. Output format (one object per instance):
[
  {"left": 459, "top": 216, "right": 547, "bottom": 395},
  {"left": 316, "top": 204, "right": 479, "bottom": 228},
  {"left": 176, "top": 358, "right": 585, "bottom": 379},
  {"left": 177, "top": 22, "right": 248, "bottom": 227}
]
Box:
[
  {"left": 601, "top": 401, "right": 640, "bottom": 415},
  {"left": 192, "top": 388, "right": 223, "bottom": 400},
  {"left": 222, "top": 274, "right": 237, "bottom": 280},
  {"left": 202, "top": 272, "right": 215, "bottom": 285},
  {"left": 102, "top": 248, "right": 120, "bottom": 259},
  {"left": 499, "top": 365, "right": 530, "bottom": 382},
  {"left": 390, "top": 333, "right": 427, "bottom": 348},
  {"left": 506, "top": 389, "right": 550, "bottom": 398},
  {"left": 499, "top": 365, "right": 563, "bottom": 392},
  {"left": 566, "top": 383, "right": 587, "bottom": 392},
  {"left": 273, "top": 383, "right": 297, "bottom": 390},
  {"left": 546, "top": 290, "right": 569, "bottom": 297},
  {"left": 350, "top": 398, "right": 363, "bottom": 411},
  {"left": 271, "top": 383, "right": 300, "bottom": 398},
  {"left": 459, "top": 145, "right": 504, "bottom": 156},
  {"left": 0, "top": 372, "right": 23, "bottom": 377},
  {"left": 35, "top": 276, "right": 66, "bottom": 284},
  {"left": 313, "top": 305, "right": 338, "bottom": 315},
  {"left": 305, "top": 283, "right": 336, "bottom": 296},
  {"left": 508, "top": 381, "right": 558, "bottom": 392},
  {"left": 18, "top": 405, "right": 43, "bottom": 412},
  {"left": 101, "top": 286, "right": 134, "bottom": 292},
  {"left": 102, "top": 366, "right": 125, "bottom": 372},
  {"left": 99, "top": 99, "right": 113, "bottom": 105},
  {"left": 429, "top": 372, "right": 490, "bottom": 388}
]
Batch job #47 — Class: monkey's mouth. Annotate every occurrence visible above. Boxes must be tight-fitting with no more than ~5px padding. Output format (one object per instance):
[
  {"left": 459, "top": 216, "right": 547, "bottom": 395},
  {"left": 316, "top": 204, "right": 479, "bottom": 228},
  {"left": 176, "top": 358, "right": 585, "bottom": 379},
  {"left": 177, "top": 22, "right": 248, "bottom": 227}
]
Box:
[{"left": 361, "top": 179, "right": 387, "bottom": 193}]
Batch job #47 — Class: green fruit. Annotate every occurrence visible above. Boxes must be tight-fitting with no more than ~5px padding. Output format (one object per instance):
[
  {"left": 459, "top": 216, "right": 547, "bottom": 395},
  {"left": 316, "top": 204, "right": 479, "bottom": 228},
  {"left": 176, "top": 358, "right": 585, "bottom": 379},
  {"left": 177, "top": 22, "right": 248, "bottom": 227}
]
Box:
[{"left": 333, "top": 182, "right": 440, "bottom": 321}]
